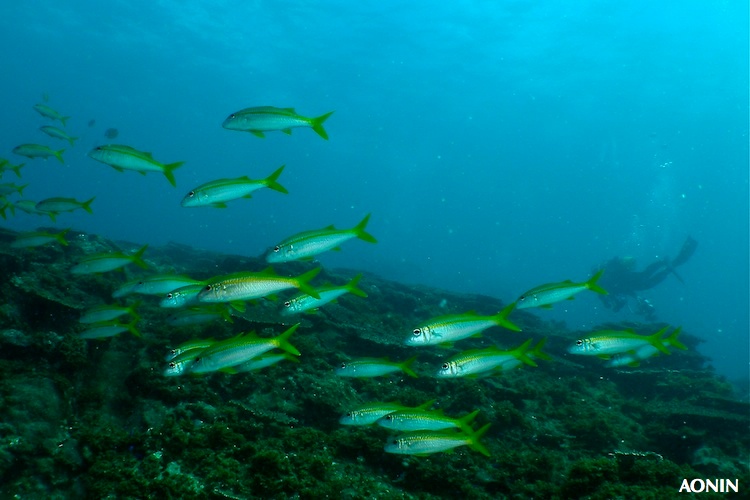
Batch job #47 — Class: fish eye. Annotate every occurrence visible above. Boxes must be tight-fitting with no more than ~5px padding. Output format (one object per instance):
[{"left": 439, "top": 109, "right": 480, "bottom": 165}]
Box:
[
  {"left": 385, "top": 414, "right": 393, "bottom": 420},
  {"left": 391, "top": 439, "right": 399, "bottom": 445},
  {"left": 169, "top": 362, "right": 176, "bottom": 368},
  {"left": 576, "top": 339, "right": 583, "bottom": 346},
  {"left": 340, "top": 362, "right": 347, "bottom": 369},
  {"left": 188, "top": 191, "right": 195, "bottom": 197},
  {"left": 204, "top": 285, "right": 212, "bottom": 291},
  {"left": 273, "top": 246, "right": 280, "bottom": 252},
  {"left": 413, "top": 328, "right": 421, "bottom": 335},
  {"left": 441, "top": 363, "right": 449, "bottom": 369},
  {"left": 166, "top": 293, "right": 173, "bottom": 299},
  {"left": 284, "top": 301, "right": 291, "bottom": 307},
  {"left": 519, "top": 295, "right": 526, "bottom": 301},
  {"left": 137, "top": 281, "right": 145, "bottom": 285},
  {"left": 346, "top": 412, "right": 352, "bottom": 417}
]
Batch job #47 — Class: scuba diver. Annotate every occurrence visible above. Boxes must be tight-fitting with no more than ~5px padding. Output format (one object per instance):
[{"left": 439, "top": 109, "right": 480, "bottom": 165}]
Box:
[{"left": 595, "top": 236, "right": 698, "bottom": 320}]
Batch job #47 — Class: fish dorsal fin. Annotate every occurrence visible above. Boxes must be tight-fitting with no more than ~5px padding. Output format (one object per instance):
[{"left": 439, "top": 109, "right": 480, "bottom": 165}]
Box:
[
  {"left": 259, "top": 266, "right": 277, "bottom": 276},
  {"left": 283, "top": 108, "right": 296, "bottom": 113}
]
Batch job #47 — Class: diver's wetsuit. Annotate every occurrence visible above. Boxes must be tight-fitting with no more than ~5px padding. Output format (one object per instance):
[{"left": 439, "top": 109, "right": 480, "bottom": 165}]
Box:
[{"left": 596, "top": 236, "right": 697, "bottom": 315}]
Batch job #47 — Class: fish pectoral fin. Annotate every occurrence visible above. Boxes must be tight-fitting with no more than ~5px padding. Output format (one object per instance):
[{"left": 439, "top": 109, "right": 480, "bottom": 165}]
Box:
[
  {"left": 331, "top": 247, "right": 342, "bottom": 252},
  {"left": 250, "top": 130, "right": 265, "bottom": 138},
  {"left": 229, "top": 301, "right": 246, "bottom": 313},
  {"left": 112, "top": 166, "right": 125, "bottom": 172},
  {"left": 281, "top": 128, "right": 292, "bottom": 135},
  {"left": 540, "top": 304, "right": 554, "bottom": 309},
  {"left": 210, "top": 203, "right": 228, "bottom": 208},
  {"left": 566, "top": 296, "right": 575, "bottom": 301}
]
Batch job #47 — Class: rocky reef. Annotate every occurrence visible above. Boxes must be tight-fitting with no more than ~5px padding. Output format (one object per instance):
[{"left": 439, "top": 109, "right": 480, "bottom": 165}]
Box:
[{"left": 0, "top": 227, "right": 747, "bottom": 498}]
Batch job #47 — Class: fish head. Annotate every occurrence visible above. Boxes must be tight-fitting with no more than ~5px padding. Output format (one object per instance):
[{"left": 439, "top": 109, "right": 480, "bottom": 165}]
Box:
[
  {"left": 282, "top": 298, "right": 301, "bottom": 315},
  {"left": 436, "top": 360, "right": 460, "bottom": 378},
  {"left": 516, "top": 293, "right": 538, "bottom": 308},
  {"left": 335, "top": 361, "right": 351, "bottom": 376},
  {"left": 222, "top": 113, "right": 243, "bottom": 130},
  {"left": 266, "top": 243, "right": 294, "bottom": 263},
  {"left": 196, "top": 283, "right": 225, "bottom": 303},
  {"left": 163, "top": 359, "right": 192, "bottom": 377},
  {"left": 339, "top": 409, "right": 365, "bottom": 425},
  {"left": 160, "top": 289, "right": 190, "bottom": 308},
  {"left": 384, "top": 435, "right": 411, "bottom": 455},
  {"left": 181, "top": 188, "right": 209, "bottom": 207},
  {"left": 376, "top": 413, "right": 401, "bottom": 429},
  {"left": 131, "top": 279, "right": 151, "bottom": 295},
  {"left": 406, "top": 325, "right": 432, "bottom": 345},
  {"left": 87, "top": 146, "right": 107, "bottom": 161},
  {"left": 568, "top": 338, "right": 598, "bottom": 355}
]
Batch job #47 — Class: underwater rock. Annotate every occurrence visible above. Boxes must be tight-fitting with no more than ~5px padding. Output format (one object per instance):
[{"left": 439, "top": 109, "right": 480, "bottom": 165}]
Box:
[{"left": 0, "top": 329, "right": 31, "bottom": 347}]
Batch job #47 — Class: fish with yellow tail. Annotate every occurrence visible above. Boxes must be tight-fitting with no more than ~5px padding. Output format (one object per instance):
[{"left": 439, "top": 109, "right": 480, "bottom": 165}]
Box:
[
  {"left": 222, "top": 106, "right": 334, "bottom": 140},
  {"left": 12, "top": 144, "right": 65, "bottom": 164},
  {"left": 568, "top": 325, "right": 674, "bottom": 358},
  {"left": 605, "top": 327, "right": 686, "bottom": 368},
  {"left": 11, "top": 228, "right": 69, "bottom": 248},
  {"left": 80, "top": 301, "right": 140, "bottom": 324},
  {"left": 88, "top": 144, "right": 184, "bottom": 187},
  {"left": 189, "top": 324, "right": 301, "bottom": 374},
  {"left": 407, "top": 302, "right": 520, "bottom": 347},
  {"left": 40, "top": 125, "right": 78, "bottom": 146},
  {"left": 340, "top": 400, "right": 436, "bottom": 426},
  {"left": 35, "top": 196, "right": 95, "bottom": 215},
  {"left": 33, "top": 103, "right": 70, "bottom": 126},
  {"left": 71, "top": 244, "right": 148, "bottom": 274},
  {"left": 282, "top": 273, "right": 367, "bottom": 315},
  {"left": 377, "top": 408, "right": 480, "bottom": 433},
  {"left": 181, "top": 165, "right": 288, "bottom": 208},
  {"left": 78, "top": 318, "right": 140, "bottom": 339},
  {"left": 267, "top": 214, "right": 377, "bottom": 263},
  {"left": 516, "top": 269, "right": 607, "bottom": 309},
  {"left": 384, "top": 423, "right": 492, "bottom": 457},
  {"left": 197, "top": 267, "right": 321, "bottom": 304},
  {"left": 436, "top": 339, "right": 541, "bottom": 378}
]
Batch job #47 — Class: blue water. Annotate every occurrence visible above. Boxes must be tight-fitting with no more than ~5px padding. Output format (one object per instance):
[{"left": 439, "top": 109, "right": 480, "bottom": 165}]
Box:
[{"left": 1, "top": 1, "right": 747, "bottom": 382}]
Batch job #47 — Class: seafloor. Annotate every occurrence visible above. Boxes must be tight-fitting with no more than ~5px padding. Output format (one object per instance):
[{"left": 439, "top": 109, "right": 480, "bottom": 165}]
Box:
[{"left": 0, "top": 227, "right": 747, "bottom": 499}]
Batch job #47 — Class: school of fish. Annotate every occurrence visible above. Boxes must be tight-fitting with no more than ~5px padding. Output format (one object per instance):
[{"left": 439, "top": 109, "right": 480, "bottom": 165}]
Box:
[{"left": 1, "top": 100, "right": 687, "bottom": 459}]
